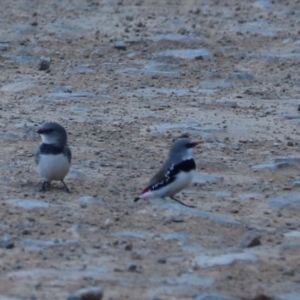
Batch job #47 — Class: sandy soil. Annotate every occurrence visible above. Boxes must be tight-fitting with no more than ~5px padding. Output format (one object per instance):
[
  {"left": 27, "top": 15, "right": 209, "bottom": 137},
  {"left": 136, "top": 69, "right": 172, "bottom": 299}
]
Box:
[{"left": 0, "top": 0, "right": 300, "bottom": 299}]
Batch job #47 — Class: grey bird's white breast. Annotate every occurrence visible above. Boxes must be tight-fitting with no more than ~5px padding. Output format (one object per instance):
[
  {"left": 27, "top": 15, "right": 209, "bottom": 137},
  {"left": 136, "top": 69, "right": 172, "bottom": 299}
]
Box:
[{"left": 37, "top": 153, "right": 70, "bottom": 182}]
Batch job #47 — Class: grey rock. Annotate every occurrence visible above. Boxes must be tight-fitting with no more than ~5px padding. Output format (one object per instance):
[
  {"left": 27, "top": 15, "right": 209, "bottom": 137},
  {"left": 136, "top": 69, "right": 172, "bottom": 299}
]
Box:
[
  {"left": 127, "top": 264, "right": 137, "bottom": 272},
  {"left": 232, "top": 144, "right": 240, "bottom": 151},
  {"left": 7, "top": 199, "right": 51, "bottom": 210},
  {"left": 2, "top": 47, "right": 39, "bottom": 64},
  {"left": 239, "top": 232, "right": 261, "bottom": 248},
  {"left": 193, "top": 252, "right": 258, "bottom": 268},
  {"left": 199, "top": 81, "right": 233, "bottom": 89},
  {"left": 149, "top": 121, "right": 200, "bottom": 132},
  {"left": 274, "top": 157, "right": 300, "bottom": 165},
  {"left": 281, "top": 113, "right": 300, "bottom": 120},
  {"left": 151, "top": 199, "right": 239, "bottom": 225},
  {"left": 67, "top": 66, "right": 94, "bottom": 74},
  {"left": 0, "top": 43, "right": 9, "bottom": 51},
  {"left": 157, "top": 231, "right": 189, "bottom": 242},
  {"left": 68, "top": 287, "right": 103, "bottom": 300},
  {"left": 114, "top": 41, "right": 127, "bottom": 50},
  {"left": 205, "top": 71, "right": 222, "bottom": 79},
  {"left": 47, "top": 91, "right": 95, "bottom": 99},
  {"left": 0, "top": 133, "right": 19, "bottom": 141},
  {"left": 166, "top": 274, "right": 214, "bottom": 287},
  {"left": 155, "top": 48, "right": 213, "bottom": 60},
  {"left": 239, "top": 193, "right": 263, "bottom": 201},
  {"left": 267, "top": 192, "right": 300, "bottom": 210},
  {"left": 254, "top": 0, "right": 273, "bottom": 10},
  {"left": 284, "top": 231, "right": 300, "bottom": 238},
  {"left": 113, "top": 230, "right": 153, "bottom": 239},
  {"left": 236, "top": 25, "right": 277, "bottom": 38},
  {"left": 227, "top": 72, "right": 254, "bottom": 81},
  {"left": 192, "top": 173, "right": 223, "bottom": 185},
  {"left": 157, "top": 257, "right": 167, "bottom": 264},
  {"left": 117, "top": 66, "right": 178, "bottom": 77},
  {"left": 276, "top": 293, "right": 300, "bottom": 300},
  {"left": 78, "top": 195, "right": 103, "bottom": 205},
  {"left": 0, "top": 80, "right": 37, "bottom": 92},
  {"left": 0, "top": 236, "right": 15, "bottom": 249},
  {"left": 169, "top": 215, "right": 184, "bottom": 222},
  {"left": 212, "top": 191, "right": 233, "bottom": 198},
  {"left": 22, "top": 238, "right": 79, "bottom": 250},
  {"left": 152, "top": 33, "right": 200, "bottom": 43},
  {"left": 196, "top": 293, "right": 239, "bottom": 300},
  {"left": 38, "top": 56, "right": 51, "bottom": 71},
  {"left": 252, "top": 160, "right": 298, "bottom": 171}
]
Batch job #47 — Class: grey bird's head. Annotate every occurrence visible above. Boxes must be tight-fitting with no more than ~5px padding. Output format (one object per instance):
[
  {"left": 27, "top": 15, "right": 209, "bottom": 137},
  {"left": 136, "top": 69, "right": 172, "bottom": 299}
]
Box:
[
  {"left": 168, "top": 138, "right": 199, "bottom": 163},
  {"left": 37, "top": 122, "right": 68, "bottom": 146}
]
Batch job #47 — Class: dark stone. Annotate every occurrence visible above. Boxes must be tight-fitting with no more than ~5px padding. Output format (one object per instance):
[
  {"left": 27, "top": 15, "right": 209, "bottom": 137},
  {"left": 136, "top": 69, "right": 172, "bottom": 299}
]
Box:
[
  {"left": 68, "top": 287, "right": 103, "bottom": 300},
  {"left": 114, "top": 42, "right": 127, "bottom": 50},
  {"left": 227, "top": 72, "right": 254, "bottom": 81},
  {"left": 0, "top": 236, "right": 15, "bottom": 249},
  {"left": 38, "top": 56, "right": 51, "bottom": 71},
  {"left": 169, "top": 215, "right": 184, "bottom": 222},
  {"left": 157, "top": 257, "right": 167, "bottom": 264},
  {"left": 239, "top": 232, "right": 261, "bottom": 248}
]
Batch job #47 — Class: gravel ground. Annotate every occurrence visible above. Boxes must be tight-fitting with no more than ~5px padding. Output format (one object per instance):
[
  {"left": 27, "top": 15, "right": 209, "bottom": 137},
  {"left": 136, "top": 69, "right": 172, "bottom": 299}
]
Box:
[{"left": 0, "top": 1, "right": 300, "bottom": 299}]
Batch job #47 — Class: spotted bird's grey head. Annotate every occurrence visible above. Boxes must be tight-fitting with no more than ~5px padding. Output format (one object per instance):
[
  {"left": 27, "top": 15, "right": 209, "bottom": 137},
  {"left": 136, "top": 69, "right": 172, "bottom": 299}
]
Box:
[
  {"left": 168, "top": 138, "right": 199, "bottom": 162},
  {"left": 37, "top": 122, "right": 67, "bottom": 146}
]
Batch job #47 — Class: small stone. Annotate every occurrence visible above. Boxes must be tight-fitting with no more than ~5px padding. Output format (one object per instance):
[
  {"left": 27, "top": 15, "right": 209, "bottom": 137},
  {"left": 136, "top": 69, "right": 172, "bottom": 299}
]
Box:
[
  {"left": 252, "top": 295, "right": 275, "bottom": 300},
  {"left": 297, "top": 104, "right": 300, "bottom": 112},
  {"left": 169, "top": 215, "right": 184, "bottom": 222},
  {"left": 228, "top": 72, "right": 254, "bottom": 81},
  {"left": 22, "top": 229, "right": 31, "bottom": 235},
  {"left": 287, "top": 141, "right": 294, "bottom": 146},
  {"left": 68, "top": 287, "right": 103, "bottom": 300},
  {"left": 157, "top": 257, "right": 167, "bottom": 264},
  {"left": 282, "top": 267, "right": 295, "bottom": 276},
  {"left": 114, "top": 42, "right": 127, "bottom": 50},
  {"left": 0, "top": 236, "right": 15, "bottom": 249},
  {"left": 38, "top": 56, "right": 51, "bottom": 71},
  {"left": 127, "top": 264, "right": 137, "bottom": 272},
  {"left": 240, "top": 232, "right": 261, "bottom": 248}
]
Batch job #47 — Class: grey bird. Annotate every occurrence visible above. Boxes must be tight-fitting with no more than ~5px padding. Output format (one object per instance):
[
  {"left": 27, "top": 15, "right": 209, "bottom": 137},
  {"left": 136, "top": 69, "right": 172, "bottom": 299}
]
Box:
[
  {"left": 35, "top": 122, "right": 72, "bottom": 192},
  {"left": 134, "top": 138, "right": 199, "bottom": 208}
]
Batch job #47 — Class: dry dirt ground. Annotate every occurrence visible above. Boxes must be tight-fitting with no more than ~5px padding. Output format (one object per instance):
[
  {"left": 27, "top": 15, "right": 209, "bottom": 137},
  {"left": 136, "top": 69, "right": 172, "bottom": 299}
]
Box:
[{"left": 0, "top": 0, "right": 300, "bottom": 299}]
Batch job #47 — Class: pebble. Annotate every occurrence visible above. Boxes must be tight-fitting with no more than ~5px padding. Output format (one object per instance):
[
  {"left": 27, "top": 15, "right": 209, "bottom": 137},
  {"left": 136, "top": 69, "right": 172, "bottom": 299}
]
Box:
[
  {"left": 114, "top": 42, "right": 127, "bottom": 50},
  {"left": 227, "top": 72, "right": 254, "bottom": 81},
  {"left": 38, "top": 56, "right": 51, "bottom": 71},
  {"left": 155, "top": 48, "right": 213, "bottom": 60},
  {"left": 196, "top": 293, "right": 239, "bottom": 300},
  {"left": 157, "top": 257, "right": 167, "bottom": 264},
  {"left": 267, "top": 192, "right": 300, "bottom": 210},
  {"left": 169, "top": 215, "right": 184, "bottom": 223},
  {"left": 193, "top": 252, "right": 258, "bottom": 268},
  {"left": 68, "top": 287, "right": 103, "bottom": 300},
  {"left": 199, "top": 81, "right": 233, "bottom": 90},
  {"left": 0, "top": 236, "right": 15, "bottom": 249},
  {"left": 239, "top": 232, "right": 261, "bottom": 248},
  {"left": 7, "top": 199, "right": 51, "bottom": 210}
]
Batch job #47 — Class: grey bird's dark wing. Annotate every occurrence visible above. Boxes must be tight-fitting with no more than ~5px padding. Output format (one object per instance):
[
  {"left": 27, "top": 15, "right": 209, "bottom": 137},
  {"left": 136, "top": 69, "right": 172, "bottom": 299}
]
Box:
[
  {"left": 34, "top": 147, "right": 41, "bottom": 165},
  {"left": 63, "top": 145, "right": 72, "bottom": 164},
  {"left": 148, "top": 158, "right": 171, "bottom": 186}
]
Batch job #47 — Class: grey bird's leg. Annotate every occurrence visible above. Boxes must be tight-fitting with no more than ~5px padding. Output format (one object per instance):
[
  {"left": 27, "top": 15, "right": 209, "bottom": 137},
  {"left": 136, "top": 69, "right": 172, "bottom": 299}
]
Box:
[
  {"left": 40, "top": 181, "right": 48, "bottom": 192},
  {"left": 170, "top": 196, "right": 196, "bottom": 208},
  {"left": 61, "top": 180, "right": 70, "bottom": 193}
]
